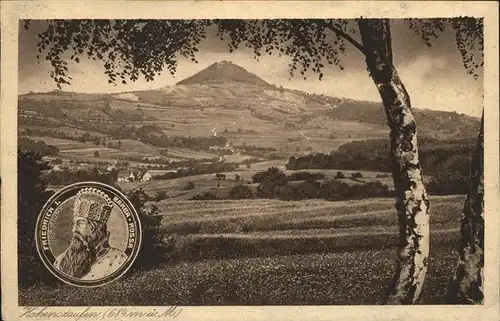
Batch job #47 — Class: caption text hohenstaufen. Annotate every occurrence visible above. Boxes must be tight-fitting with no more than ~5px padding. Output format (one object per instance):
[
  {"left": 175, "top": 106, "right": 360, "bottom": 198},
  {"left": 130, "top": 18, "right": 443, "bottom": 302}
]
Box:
[{"left": 19, "top": 306, "right": 182, "bottom": 320}]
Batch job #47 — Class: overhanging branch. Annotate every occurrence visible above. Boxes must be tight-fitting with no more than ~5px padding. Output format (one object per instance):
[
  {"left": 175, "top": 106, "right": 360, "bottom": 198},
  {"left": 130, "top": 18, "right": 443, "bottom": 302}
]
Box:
[{"left": 326, "top": 22, "right": 367, "bottom": 56}]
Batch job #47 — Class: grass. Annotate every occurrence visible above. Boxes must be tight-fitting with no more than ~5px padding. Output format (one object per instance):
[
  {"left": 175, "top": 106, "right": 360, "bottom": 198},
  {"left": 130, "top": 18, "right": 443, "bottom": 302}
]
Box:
[
  {"left": 28, "top": 136, "right": 94, "bottom": 150},
  {"left": 19, "top": 248, "right": 458, "bottom": 306},
  {"left": 156, "top": 196, "right": 462, "bottom": 234},
  {"left": 18, "top": 195, "right": 466, "bottom": 306}
]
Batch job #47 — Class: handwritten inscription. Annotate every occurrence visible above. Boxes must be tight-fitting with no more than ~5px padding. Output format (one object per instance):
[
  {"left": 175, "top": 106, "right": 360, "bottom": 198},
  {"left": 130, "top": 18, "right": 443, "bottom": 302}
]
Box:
[{"left": 19, "top": 306, "right": 182, "bottom": 320}]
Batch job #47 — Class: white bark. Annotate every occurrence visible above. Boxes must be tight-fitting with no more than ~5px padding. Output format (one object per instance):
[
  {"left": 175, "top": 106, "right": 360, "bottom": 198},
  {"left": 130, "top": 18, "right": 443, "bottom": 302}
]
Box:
[
  {"left": 358, "top": 19, "right": 430, "bottom": 304},
  {"left": 448, "top": 113, "right": 484, "bottom": 304}
]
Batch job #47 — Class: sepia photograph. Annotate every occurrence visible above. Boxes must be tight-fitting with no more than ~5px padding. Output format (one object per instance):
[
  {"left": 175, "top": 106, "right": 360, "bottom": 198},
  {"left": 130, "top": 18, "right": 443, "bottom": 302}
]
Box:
[{"left": 1, "top": 1, "right": 499, "bottom": 320}]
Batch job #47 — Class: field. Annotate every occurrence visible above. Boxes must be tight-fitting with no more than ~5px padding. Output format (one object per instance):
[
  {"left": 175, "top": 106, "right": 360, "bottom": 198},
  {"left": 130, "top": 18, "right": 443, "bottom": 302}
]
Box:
[
  {"left": 28, "top": 136, "right": 95, "bottom": 150},
  {"left": 117, "top": 165, "right": 434, "bottom": 200},
  {"left": 19, "top": 195, "right": 465, "bottom": 305}
]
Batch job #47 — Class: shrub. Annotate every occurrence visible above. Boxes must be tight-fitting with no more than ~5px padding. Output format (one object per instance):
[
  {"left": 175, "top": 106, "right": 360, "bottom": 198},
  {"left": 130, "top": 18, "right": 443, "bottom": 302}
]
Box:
[
  {"left": 215, "top": 173, "right": 226, "bottom": 180},
  {"left": 127, "top": 189, "right": 173, "bottom": 270},
  {"left": 229, "top": 184, "right": 254, "bottom": 199},
  {"left": 287, "top": 171, "right": 325, "bottom": 181},
  {"left": 18, "top": 137, "right": 59, "bottom": 156},
  {"left": 183, "top": 181, "right": 195, "bottom": 190},
  {"left": 291, "top": 180, "right": 322, "bottom": 200},
  {"left": 155, "top": 190, "right": 168, "bottom": 202},
  {"left": 252, "top": 167, "right": 287, "bottom": 184},
  {"left": 44, "top": 167, "right": 117, "bottom": 186},
  {"left": 351, "top": 172, "right": 363, "bottom": 179},
  {"left": 427, "top": 173, "right": 468, "bottom": 195},
  {"left": 190, "top": 192, "right": 219, "bottom": 200},
  {"left": 18, "top": 151, "right": 58, "bottom": 287},
  {"left": 255, "top": 168, "right": 288, "bottom": 198},
  {"left": 335, "top": 171, "right": 345, "bottom": 179}
]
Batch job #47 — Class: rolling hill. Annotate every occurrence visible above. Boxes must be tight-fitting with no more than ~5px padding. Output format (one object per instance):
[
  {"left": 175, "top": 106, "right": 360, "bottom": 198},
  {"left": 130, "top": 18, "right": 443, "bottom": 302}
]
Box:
[{"left": 18, "top": 60, "right": 481, "bottom": 160}]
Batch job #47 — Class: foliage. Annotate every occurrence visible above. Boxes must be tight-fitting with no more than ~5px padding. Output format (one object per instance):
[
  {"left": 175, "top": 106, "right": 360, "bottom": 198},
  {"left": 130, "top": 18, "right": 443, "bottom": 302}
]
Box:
[
  {"left": 252, "top": 167, "right": 287, "bottom": 184},
  {"left": 229, "top": 184, "right": 254, "bottom": 199},
  {"left": 44, "top": 167, "right": 118, "bottom": 186},
  {"left": 25, "top": 18, "right": 482, "bottom": 90},
  {"left": 190, "top": 192, "right": 219, "bottom": 201},
  {"left": 351, "top": 172, "right": 363, "bottom": 179},
  {"left": 252, "top": 168, "right": 391, "bottom": 201},
  {"left": 183, "top": 181, "right": 196, "bottom": 191},
  {"left": 153, "top": 162, "right": 238, "bottom": 180},
  {"left": 254, "top": 167, "right": 288, "bottom": 198},
  {"left": 405, "top": 18, "right": 483, "bottom": 79},
  {"left": 155, "top": 190, "right": 168, "bottom": 202},
  {"left": 18, "top": 151, "right": 57, "bottom": 287},
  {"left": 287, "top": 171, "right": 325, "bottom": 181},
  {"left": 427, "top": 172, "right": 469, "bottom": 195},
  {"left": 18, "top": 136, "right": 59, "bottom": 156},
  {"left": 335, "top": 171, "right": 346, "bottom": 179},
  {"left": 126, "top": 188, "right": 172, "bottom": 270},
  {"left": 287, "top": 138, "right": 476, "bottom": 194},
  {"left": 22, "top": 127, "right": 103, "bottom": 145}
]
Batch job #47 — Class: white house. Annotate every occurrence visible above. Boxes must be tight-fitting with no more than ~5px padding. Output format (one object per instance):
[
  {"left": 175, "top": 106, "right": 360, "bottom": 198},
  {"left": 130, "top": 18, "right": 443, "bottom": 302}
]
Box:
[
  {"left": 141, "top": 170, "right": 152, "bottom": 182},
  {"left": 117, "top": 168, "right": 152, "bottom": 182}
]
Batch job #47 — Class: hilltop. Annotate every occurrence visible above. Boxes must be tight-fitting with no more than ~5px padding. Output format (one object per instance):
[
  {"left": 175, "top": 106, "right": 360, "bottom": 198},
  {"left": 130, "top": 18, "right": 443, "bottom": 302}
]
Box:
[{"left": 176, "top": 60, "right": 271, "bottom": 87}]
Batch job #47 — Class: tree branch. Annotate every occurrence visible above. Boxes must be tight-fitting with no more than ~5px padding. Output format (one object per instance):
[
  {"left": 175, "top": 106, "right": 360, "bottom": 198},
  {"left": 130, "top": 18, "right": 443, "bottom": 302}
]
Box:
[
  {"left": 326, "top": 21, "right": 367, "bottom": 56},
  {"left": 385, "top": 19, "right": 393, "bottom": 64}
]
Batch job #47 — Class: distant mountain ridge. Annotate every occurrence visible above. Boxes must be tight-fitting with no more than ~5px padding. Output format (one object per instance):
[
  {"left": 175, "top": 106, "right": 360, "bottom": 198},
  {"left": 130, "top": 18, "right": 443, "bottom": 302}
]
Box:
[{"left": 19, "top": 60, "right": 481, "bottom": 141}]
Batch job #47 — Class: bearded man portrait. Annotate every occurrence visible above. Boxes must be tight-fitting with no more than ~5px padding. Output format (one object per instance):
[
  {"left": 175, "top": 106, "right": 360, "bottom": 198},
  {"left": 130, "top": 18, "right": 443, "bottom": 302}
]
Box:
[{"left": 54, "top": 189, "right": 128, "bottom": 281}]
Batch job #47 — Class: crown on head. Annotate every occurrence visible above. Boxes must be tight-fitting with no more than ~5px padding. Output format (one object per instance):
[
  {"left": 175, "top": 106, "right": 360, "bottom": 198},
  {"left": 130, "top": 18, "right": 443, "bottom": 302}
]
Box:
[{"left": 73, "top": 187, "right": 114, "bottom": 224}]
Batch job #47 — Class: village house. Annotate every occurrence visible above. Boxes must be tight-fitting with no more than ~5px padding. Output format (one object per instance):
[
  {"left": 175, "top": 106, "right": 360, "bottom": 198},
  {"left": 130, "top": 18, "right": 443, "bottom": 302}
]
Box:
[
  {"left": 209, "top": 142, "right": 235, "bottom": 153},
  {"left": 117, "top": 168, "right": 153, "bottom": 182}
]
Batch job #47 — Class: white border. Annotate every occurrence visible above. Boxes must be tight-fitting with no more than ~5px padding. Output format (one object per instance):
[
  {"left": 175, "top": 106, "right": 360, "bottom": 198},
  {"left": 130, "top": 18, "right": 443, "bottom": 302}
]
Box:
[{"left": 1, "top": 1, "right": 499, "bottom": 321}]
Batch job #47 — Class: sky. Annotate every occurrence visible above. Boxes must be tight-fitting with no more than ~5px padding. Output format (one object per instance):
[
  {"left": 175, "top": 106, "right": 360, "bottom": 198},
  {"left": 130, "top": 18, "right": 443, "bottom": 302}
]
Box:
[{"left": 18, "top": 19, "right": 483, "bottom": 117}]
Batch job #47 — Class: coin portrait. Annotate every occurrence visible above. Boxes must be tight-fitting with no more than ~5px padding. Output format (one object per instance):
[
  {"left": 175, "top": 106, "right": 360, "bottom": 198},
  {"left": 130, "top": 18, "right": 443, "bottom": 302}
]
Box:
[{"left": 35, "top": 182, "right": 142, "bottom": 287}]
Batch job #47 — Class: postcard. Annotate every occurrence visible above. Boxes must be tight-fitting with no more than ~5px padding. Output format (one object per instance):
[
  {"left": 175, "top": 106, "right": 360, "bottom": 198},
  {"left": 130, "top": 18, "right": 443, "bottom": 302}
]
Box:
[{"left": 1, "top": 1, "right": 499, "bottom": 320}]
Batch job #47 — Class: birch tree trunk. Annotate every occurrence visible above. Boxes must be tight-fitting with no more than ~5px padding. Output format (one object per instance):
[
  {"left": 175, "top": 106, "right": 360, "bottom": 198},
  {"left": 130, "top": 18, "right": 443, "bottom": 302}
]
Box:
[
  {"left": 448, "top": 113, "right": 484, "bottom": 304},
  {"left": 358, "top": 19, "right": 430, "bottom": 304}
]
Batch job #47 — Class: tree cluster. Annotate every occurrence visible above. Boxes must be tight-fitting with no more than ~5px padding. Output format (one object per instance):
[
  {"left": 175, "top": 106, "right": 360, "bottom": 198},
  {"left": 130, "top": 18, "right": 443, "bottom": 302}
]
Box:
[
  {"left": 252, "top": 167, "right": 391, "bottom": 201},
  {"left": 287, "top": 138, "right": 475, "bottom": 195},
  {"left": 44, "top": 167, "right": 118, "bottom": 186},
  {"left": 19, "top": 137, "right": 59, "bottom": 156}
]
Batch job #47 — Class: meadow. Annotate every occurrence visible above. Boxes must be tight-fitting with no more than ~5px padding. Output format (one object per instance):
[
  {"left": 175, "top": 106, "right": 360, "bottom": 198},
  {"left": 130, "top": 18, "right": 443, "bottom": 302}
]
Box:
[{"left": 19, "top": 195, "right": 465, "bottom": 305}]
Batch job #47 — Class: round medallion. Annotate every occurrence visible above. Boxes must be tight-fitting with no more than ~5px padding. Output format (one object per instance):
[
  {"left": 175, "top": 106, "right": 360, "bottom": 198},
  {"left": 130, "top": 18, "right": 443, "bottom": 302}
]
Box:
[{"left": 35, "top": 181, "right": 142, "bottom": 287}]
